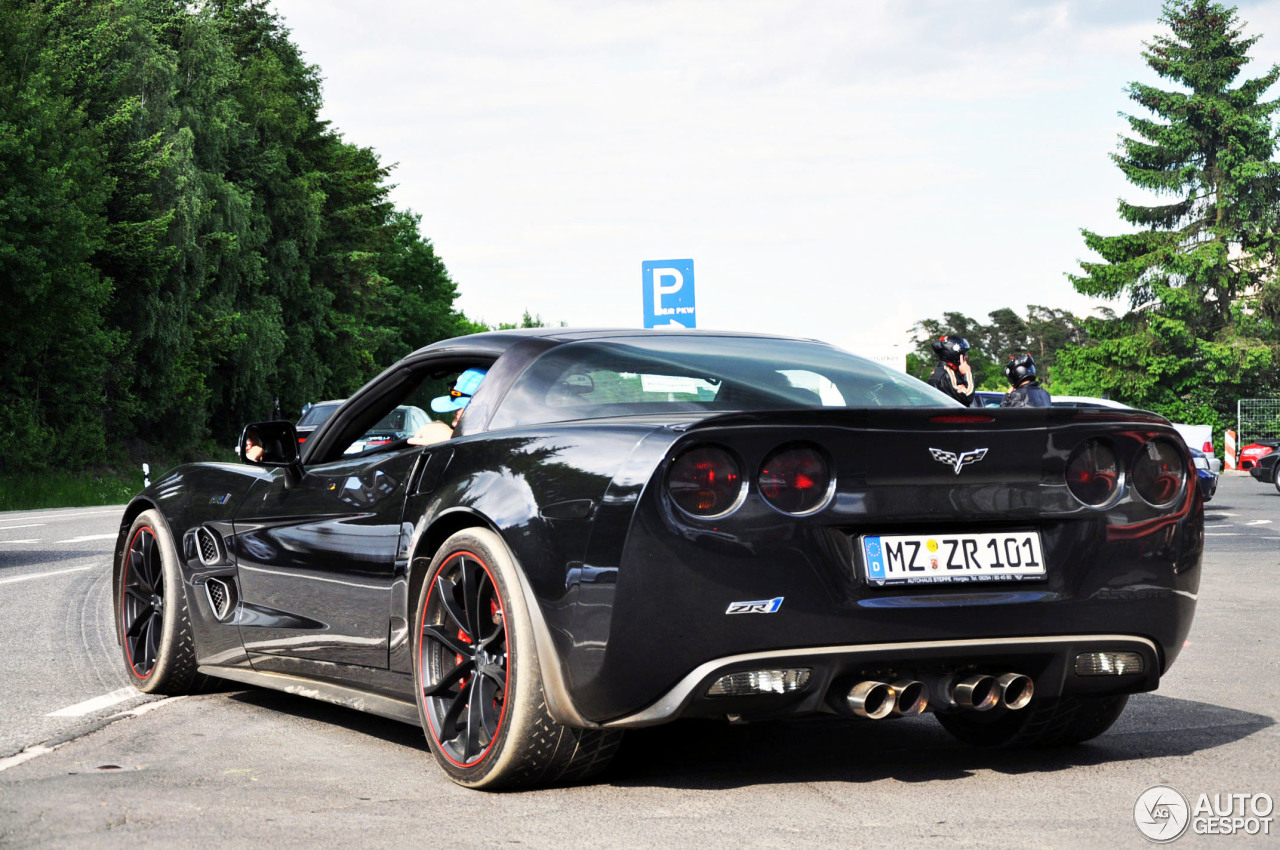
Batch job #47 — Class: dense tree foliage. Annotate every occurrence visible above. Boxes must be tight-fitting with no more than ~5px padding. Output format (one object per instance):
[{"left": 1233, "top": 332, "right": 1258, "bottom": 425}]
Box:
[
  {"left": 1057, "top": 0, "right": 1280, "bottom": 430},
  {"left": 907, "top": 307, "right": 1088, "bottom": 390},
  {"left": 0, "top": 0, "right": 480, "bottom": 471}
]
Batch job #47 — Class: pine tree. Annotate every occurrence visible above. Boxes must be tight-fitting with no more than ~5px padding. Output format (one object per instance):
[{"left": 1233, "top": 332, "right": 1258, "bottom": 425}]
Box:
[{"left": 1060, "top": 0, "right": 1280, "bottom": 423}]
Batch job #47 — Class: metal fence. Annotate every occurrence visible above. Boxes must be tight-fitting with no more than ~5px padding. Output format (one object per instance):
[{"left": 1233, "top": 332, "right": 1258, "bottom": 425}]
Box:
[{"left": 1238, "top": 399, "right": 1280, "bottom": 444}]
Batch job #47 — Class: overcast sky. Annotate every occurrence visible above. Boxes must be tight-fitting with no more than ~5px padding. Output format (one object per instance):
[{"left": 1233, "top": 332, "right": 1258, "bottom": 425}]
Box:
[{"left": 268, "top": 0, "right": 1280, "bottom": 358}]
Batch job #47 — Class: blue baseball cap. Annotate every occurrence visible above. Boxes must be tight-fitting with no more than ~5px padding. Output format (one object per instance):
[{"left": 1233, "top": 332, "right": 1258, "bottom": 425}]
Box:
[{"left": 431, "top": 368, "right": 487, "bottom": 413}]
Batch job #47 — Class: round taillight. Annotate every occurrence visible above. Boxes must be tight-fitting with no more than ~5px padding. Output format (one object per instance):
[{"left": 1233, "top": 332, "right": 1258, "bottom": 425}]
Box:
[
  {"left": 668, "top": 446, "right": 744, "bottom": 518},
  {"left": 758, "top": 443, "right": 833, "bottom": 515},
  {"left": 1132, "top": 439, "right": 1185, "bottom": 506},
  {"left": 1066, "top": 439, "right": 1121, "bottom": 507}
]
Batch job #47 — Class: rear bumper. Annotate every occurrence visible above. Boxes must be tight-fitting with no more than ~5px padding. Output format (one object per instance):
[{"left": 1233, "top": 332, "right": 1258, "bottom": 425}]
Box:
[{"left": 600, "top": 633, "right": 1160, "bottom": 728}]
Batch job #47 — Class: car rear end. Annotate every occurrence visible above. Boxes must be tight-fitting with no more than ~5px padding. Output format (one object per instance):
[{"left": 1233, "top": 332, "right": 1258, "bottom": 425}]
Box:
[{"left": 582, "top": 406, "right": 1201, "bottom": 731}]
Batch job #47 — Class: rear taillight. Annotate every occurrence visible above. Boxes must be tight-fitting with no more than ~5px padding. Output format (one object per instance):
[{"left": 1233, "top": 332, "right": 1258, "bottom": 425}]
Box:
[
  {"left": 758, "top": 443, "right": 833, "bottom": 515},
  {"left": 1202, "top": 440, "right": 1212, "bottom": 454},
  {"left": 1066, "top": 439, "right": 1121, "bottom": 507},
  {"left": 1132, "top": 439, "right": 1185, "bottom": 506},
  {"left": 668, "top": 446, "right": 743, "bottom": 518}
]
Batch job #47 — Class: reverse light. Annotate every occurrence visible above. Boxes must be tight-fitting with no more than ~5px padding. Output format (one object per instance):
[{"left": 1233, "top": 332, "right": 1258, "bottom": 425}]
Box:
[
  {"left": 668, "top": 445, "right": 744, "bottom": 518},
  {"left": 707, "top": 668, "right": 812, "bottom": 697},
  {"left": 1075, "top": 652, "right": 1145, "bottom": 676},
  {"left": 1132, "top": 439, "right": 1185, "bottom": 506},
  {"left": 1065, "top": 439, "right": 1122, "bottom": 507},
  {"left": 758, "top": 443, "right": 834, "bottom": 515}
]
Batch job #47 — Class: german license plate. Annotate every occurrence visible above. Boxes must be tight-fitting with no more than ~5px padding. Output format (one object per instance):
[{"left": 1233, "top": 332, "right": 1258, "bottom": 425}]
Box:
[{"left": 861, "top": 531, "right": 1046, "bottom": 586}]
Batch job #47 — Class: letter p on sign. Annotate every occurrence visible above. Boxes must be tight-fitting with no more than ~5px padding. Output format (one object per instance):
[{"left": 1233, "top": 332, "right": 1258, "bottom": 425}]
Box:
[{"left": 641, "top": 259, "right": 696, "bottom": 328}]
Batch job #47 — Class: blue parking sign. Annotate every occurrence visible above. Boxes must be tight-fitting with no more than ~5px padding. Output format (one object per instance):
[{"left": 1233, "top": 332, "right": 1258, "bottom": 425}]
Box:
[{"left": 642, "top": 260, "right": 695, "bottom": 328}]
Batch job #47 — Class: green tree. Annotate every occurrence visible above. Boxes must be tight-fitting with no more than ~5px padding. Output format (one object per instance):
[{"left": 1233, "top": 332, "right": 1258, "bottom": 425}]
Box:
[
  {"left": 0, "top": 0, "right": 113, "bottom": 470},
  {"left": 907, "top": 307, "right": 1084, "bottom": 389},
  {"left": 1058, "top": 0, "right": 1280, "bottom": 428}
]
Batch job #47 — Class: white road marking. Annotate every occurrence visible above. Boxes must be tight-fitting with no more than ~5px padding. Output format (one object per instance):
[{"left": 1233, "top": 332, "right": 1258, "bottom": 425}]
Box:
[
  {"left": 0, "top": 745, "right": 54, "bottom": 773},
  {"left": 0, "top": 523, "right": 45, "bottom": 531},
  {"left": 0, "top": 538, "right": 41, "bottom": 545},
  {"left": 47, "top": 687, "right": 140, "bottom": 718},
  {"left": 1244, "top": 520, "right": 1273, "bottom": 526},
  {"left": 0, "top": 566, "right": 95, "bottom": 585},
  {"left": 0, "top": 508, "right": 120, "bottom": 522},
  {"left": 59, "top": 534, "right": 118, "bottom": 543},
  {"left": 1205, "top": 533, "right": 1242, "bottom": 537},
  {"left": 0, "top": 696, "right": 183, "bottom": 774}
]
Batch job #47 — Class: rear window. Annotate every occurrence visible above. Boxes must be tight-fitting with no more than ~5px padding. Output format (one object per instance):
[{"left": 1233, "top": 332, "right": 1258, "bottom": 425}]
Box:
[
  {"left": 298, "top": 402, "right": 342, "bottom": 427},
  {"left": 370, "top": 409, "right": 407, "bottom": 431},
  {"left": 489, "top": 335, "right": 954, "bottom": 429}
]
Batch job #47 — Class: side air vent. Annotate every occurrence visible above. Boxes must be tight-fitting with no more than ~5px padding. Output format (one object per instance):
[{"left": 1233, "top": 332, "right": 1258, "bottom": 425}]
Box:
[
  {"left": 205, "top": 577, "right": 236, "bottom": 620},
  {"left": 195, "top": 526, "right": 224, "bottom": 567}
]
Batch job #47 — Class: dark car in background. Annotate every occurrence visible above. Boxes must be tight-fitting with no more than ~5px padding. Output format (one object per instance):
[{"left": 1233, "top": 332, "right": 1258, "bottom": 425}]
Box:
[
  {"left": 114, "top": 329, "right": 1202, "bottom": 789},
  {"left": 1188, "top": 447, "right": 1219, "bottom": 502},
  {"left": 295, "top": 400, "right": 344, "bottom": 446},
  {"left": 974, "top": 391, "right": 1004, "bottom": 408},
  {"left": 297, "top": 400, "right": 431, "bottom": 454},
  {"left": 1249, "top": 450, "right": 1280, "bottom": 492}
]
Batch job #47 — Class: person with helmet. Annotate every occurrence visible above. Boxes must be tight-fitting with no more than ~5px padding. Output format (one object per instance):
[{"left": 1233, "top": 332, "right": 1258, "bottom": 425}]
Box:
[
  {"left": 409, "top": 367, "right": 488, "bottom": 446},
  {"left": 1000, "top": 354, "right": 1051, "bottom": 408},
  {"left": 927, "top": 335, "right": 975, "bottom": 407}
]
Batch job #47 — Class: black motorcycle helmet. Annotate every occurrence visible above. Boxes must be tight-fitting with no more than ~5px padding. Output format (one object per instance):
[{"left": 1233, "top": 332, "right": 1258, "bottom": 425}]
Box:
[
  {"left": 1004, "top": 353, "right": 1036, "bottom": 386},
  {"left": 931, "top": 335, "right": 970, "bottom": 365}
]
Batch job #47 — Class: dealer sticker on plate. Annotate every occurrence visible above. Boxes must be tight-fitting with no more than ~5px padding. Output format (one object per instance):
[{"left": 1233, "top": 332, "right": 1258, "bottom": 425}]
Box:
[{"left": 861, "top": 531, "right": 1046, "bottom": 586}]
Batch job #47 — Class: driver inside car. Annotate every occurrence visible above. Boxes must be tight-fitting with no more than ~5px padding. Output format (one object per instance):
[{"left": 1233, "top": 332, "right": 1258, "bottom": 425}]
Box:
[{"left": 409, "top": 368, "right": 487, "bottom": 446}]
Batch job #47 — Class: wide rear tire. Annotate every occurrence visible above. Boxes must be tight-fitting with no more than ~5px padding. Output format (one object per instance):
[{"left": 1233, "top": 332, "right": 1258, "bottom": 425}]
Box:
[
  {"left": 116, "top": 510, "right": 207, "bottom": 694},
  {"left": 936, "top": 694, "right": 1129, "bottom": 748},
  {"left": 413, "top": 528, "right": 621, "bottom": 789}
]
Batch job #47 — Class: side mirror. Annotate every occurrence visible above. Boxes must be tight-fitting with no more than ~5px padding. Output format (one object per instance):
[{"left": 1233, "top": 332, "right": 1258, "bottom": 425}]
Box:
[{"left": 240, "top": 421, "right": 301, "bottom": 467}]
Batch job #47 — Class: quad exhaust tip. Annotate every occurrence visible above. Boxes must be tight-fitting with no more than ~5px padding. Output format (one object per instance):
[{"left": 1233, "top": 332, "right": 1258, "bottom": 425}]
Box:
[
  {"left": 996, "top": 673, "right": 1034, "bottom": 710},
  {"left": 846, "top": 672, "right": 1032, "bottom": 718},
  {"left": 952, "top": 674, "right": 1000, "bottom": 711},
  {"left": 847, "top": 681, "right": 896, "bottom": 720},
  {"left": 846, "top": 679, "right": 930, "bottom": 719}
]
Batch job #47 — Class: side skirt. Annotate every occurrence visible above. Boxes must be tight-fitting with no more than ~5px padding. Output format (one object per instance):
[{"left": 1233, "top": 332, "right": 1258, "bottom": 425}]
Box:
[{"left": 200, "top": 665, "right": 421, "bottom": 726}]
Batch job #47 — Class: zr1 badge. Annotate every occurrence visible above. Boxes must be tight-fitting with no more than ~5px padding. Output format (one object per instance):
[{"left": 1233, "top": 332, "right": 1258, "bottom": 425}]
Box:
[{"left": 725, "top": 597, "right": 783, "bottom": 615}]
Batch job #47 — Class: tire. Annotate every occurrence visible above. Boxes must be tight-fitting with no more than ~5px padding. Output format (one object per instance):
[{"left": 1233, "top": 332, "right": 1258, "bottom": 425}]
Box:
[
  {"left": 412, "top": 528, "right": 622, "bottom": 789},
  {"left": 1272, "top": 463, "right": 1280, "bottom": 495},
  {"left": 116, "top": 510, "right": 207, "bottom": 694},
  {"left": 936, "top": 693, "right": 1129, "bottom": 748}
]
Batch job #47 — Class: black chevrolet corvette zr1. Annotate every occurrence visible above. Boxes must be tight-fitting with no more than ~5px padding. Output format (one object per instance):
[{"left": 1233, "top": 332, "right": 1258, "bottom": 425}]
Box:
[{"left": 113, "top": 329, "right": 1202, "bottom": 789}]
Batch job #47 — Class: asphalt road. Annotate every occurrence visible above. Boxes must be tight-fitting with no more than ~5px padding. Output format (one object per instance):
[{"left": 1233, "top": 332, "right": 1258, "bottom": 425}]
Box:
[{"left": 1, "top": 477, "right": 1277, "bottom": 848}]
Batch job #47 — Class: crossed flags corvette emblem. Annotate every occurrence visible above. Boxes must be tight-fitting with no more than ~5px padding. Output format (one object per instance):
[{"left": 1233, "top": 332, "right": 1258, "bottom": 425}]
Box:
[{"left": 929, "top": 447, "right": 989, "bottom": 474}]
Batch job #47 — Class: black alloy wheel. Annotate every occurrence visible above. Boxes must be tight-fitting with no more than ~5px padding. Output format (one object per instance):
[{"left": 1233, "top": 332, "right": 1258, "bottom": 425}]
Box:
[
  {"left": 419, "top": 548, "right": 510, "bottom": 767},
  {"left": 116, "top": 510, "right": 205, "bottom": 694},
  {"left": 413, "top": 528, "right": 622, "bottom": 789},
  {"left": 122, "top": 524, "right": 165, "bottom": 679}
]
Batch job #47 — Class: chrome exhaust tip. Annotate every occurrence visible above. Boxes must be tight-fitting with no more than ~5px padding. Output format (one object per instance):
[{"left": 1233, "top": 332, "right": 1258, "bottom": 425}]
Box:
[
  {"left": 952, "top": 674, "right": 999, "bottom": 712},
  {"left": 847, "top": 681, "right": 896, "bottom": 720},
  {"left": 996, "top": 673, "right": 1034, "bottom": 710},
  {"left": 889, "top": 679, "right": 928, "bottom": 716}
]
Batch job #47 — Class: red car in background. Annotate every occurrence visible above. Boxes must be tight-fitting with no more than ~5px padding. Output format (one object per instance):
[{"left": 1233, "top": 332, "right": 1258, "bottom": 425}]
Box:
[{"left": 1238, "top": 440, "right": 1279, "bottom": 470}]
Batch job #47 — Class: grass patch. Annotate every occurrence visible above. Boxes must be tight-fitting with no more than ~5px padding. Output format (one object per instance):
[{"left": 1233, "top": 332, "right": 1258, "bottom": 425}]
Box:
[{"left": 0, "top": 467, "right": 150, "bottom": 512}]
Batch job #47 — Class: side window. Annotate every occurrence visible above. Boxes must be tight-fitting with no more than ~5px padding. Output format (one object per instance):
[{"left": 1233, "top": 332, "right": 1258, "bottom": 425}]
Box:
[
  {"left": 547, "top": 370, "right": 721, "bottom": 407},
  {"left": 775, "top": 370, "right": 844, "bottom": 406}
]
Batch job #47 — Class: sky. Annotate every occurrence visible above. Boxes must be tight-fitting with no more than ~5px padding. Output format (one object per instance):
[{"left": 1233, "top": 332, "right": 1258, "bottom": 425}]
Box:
[{"left": 267, "top": 0, "right": 1280, "bottom": 360}]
